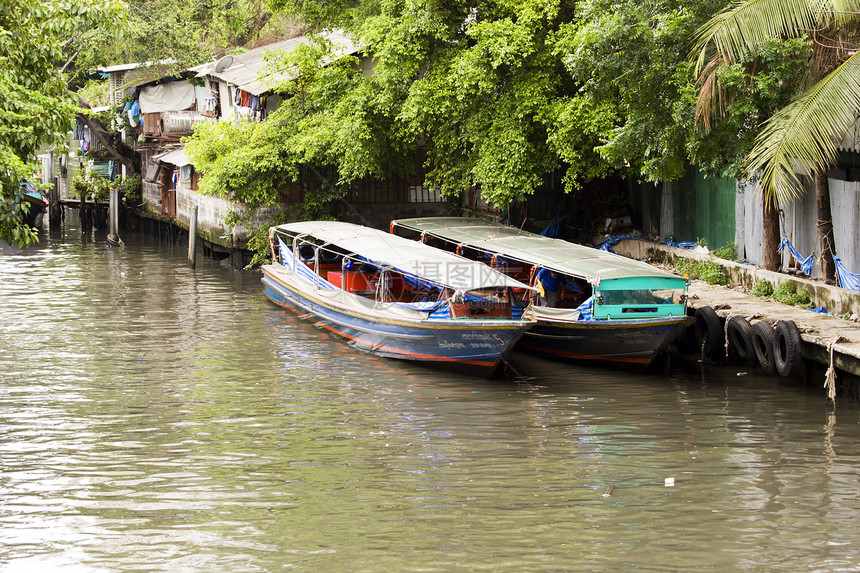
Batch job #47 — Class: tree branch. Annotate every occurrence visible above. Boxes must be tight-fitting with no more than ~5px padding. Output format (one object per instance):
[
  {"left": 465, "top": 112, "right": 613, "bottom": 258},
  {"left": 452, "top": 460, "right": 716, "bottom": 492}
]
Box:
[
  {"left": 75, "top": 95, "right": 139, "bottom": 176},
  {"left": 61, "top": 49, "right": 80, "bottom": 74}
]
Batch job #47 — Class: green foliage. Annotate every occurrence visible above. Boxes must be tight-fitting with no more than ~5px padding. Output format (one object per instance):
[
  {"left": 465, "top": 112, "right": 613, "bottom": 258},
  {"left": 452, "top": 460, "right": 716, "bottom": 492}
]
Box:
[
  {"left": 750, "top": 279, "right": 811, "bottom": 308},
  {"left": 186, "top": 32, "right": 408, "bottom": 210},
  {"left": 69, "top": 0, "right": 274, "bottom": 90},
  {"left": 118, "top": 174, "right": 142, "bottom": 205},
  {"left": 554, "top": 0, "right": 732, "bottom": 184},
  {"left": 191, "top": 0, "right": 743, "bottom": 215},
  {"left": 0, "top": 0, "right": 126, "bottom": 247},
  {"left": 674, "top": 256, "right": 728, "bottom": 285},
  {"left": 771, "top": 281, "right": 812, "bottom": 308},
  {"left": 71, "top": 165, "right": 111, "bottom": 202},
  {"left": 714, "top": 241, "right": 737, "bottom": 260},
  {"left": 77, "top": 79, "right": 111, "bottom": 109},
  {"left": 685, "top": 37, "right": 812, "bottom": 180},
  {"left": 691, "top": 0, "right": 854, "bottom": 205},
  {"left": 750, "top": 279, "right": 773, "bottom": 298}
]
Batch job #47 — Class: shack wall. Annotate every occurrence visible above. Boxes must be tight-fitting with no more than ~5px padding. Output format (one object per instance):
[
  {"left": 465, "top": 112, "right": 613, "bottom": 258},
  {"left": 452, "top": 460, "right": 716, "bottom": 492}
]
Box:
[
  {"left": 671, "top": 166, "right": 736, "bottom": 249},
  {"left": 737, "top": 175, "right": 860, "bottom": 278}
]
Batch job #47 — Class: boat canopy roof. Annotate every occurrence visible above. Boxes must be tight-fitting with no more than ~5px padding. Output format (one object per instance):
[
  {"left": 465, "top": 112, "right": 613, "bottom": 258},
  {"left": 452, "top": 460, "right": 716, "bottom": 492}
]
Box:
[
  {"left": 391, "top": 217, "right": 686, "bottom": 285},
  {"left": 271, "top": 221, "right": 533, "bottom": 292}
]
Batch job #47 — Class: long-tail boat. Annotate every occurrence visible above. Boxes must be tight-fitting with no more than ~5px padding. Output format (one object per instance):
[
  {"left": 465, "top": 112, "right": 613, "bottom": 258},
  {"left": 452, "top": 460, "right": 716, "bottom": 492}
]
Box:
[
  {"left": 390, "top": 217, "right": 694, "bottom": 370},
  {"left": 262, "top": 221, "right": 536, "bottom": 378}
]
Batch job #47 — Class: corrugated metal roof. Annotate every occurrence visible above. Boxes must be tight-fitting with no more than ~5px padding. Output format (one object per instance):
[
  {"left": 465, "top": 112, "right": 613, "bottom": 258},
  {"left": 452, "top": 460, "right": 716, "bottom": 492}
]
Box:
[
  {"left": 153, "top": 147, "right": 189, "bottom": 166},
  {"left": 191, "top": 30, "right": 359, "bottom": 95}
]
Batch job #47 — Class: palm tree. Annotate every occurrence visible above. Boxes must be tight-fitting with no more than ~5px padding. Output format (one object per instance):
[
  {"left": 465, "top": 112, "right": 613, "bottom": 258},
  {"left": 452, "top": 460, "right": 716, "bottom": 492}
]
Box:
[{"left": 692, "top": 0, "right": 860, "bottom": 281}]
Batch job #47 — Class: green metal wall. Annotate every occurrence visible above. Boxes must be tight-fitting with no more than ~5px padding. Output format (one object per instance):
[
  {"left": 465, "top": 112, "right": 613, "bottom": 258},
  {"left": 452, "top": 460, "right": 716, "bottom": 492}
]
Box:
[{"left": 672, "top": 166, "right": 736, "bottom": 249}]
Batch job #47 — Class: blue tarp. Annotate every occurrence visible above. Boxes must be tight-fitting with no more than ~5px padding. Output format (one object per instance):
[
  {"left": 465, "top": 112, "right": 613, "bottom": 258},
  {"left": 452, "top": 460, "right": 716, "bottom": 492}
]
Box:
[
  {"left": 665, "top": 239, "right": 698, "bottom": 250},
  {"left": 775, "top": 238, "right": 860, "bottom": 291},
  {"left": 595, "top": 235, "right": 642, "bottom": 253},
  {"left": 575, "top": 296, "right": 593, "bottom": 321},
  {"left": 777, "top": 237, "right": 814, "bottom": 276},
  {"left": 279, "top": 238, "right": 337, "bottom": 289},
  {"left": 595, "top": 234, "right": 695, "bottom": 253},
  {"left": 835, "top": 256, "right": 860, "bottom": 292},
  {"left": 540, "top": 215, "right": 561, "bottom": 238},
  {"left": 810, "top": 306, "right": 840, "bottom": 316}
]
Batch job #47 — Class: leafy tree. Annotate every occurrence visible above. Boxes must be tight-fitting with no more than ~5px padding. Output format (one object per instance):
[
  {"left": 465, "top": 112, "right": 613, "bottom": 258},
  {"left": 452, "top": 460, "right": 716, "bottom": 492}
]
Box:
[
  {"left": 67, "top": 0, "right": 277, "bottom": 88},
  {"left": 195, "top": 0, "right": 767, "bottom": 224},
  {"left": 0, "top": 0, "right": 126, "bottom": 247},
  {"left": 62, "top": 0, "right": 282, "bottom": 184},
  {"left": 553, "top": 0, "right": 722, "bottom": 184},
  {"left": 692, "top": 0, "right": 860, "bottom": 280},
  {"left": 686, "top": 36, "right": 812, "bottom": 270},
  {"left": 188, "top": 1, "right": 638, "bottom": 218}
]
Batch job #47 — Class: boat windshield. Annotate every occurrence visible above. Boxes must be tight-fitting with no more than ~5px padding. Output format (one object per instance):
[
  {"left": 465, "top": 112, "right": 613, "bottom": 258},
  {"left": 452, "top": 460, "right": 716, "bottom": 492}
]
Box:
[{"left": 594, "top": 285, "right": 687, "bottom": 319}]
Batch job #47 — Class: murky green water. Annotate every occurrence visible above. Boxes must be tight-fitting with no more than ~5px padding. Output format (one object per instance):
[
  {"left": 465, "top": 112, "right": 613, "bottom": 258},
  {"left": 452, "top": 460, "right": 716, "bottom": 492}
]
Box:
[{"left": 1, "top": 221, "right": 860, "bottom": 572}]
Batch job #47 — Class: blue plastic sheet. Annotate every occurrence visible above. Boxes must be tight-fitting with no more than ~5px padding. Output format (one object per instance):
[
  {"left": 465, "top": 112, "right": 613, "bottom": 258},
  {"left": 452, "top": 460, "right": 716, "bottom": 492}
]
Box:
[
  {"left": 540, "top": 216, "right": 561, "bottom": 238},
  {"left": 575, "top": 296, "right": 593, "bottom": 321},
  {"left": 595, "top": 235, "right": 641, "bottom": 253},
  {"left": 810, "top": 306, "right": 840, "bottom": 316},
  {"left": 665, "top": 239, "right": 697, "bottom": 250},
  {"left": 595, "top": 234, "right": 695, "bottom": 253},
  {"left": 835, "top": 256, "right": 860, "bottom": 292},
  {"left": 777, "top": 237, "right": 814, "bottom": 276}
]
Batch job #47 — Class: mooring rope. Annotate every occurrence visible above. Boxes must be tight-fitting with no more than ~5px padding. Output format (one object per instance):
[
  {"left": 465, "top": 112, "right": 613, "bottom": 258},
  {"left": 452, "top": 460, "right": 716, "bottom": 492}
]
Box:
[
  {"left": 723, "top": 313, "right": 734, "bottom": 359},
  {"left": 824, "top": 336, "right": 846, "bottom": 403}
]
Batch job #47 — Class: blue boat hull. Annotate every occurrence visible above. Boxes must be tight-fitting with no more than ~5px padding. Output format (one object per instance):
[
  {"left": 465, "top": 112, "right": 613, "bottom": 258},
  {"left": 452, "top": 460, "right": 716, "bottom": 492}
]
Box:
[
  {"left": 262, "top": 266, "right": 531, "bottom": 378},
  {"left": 517, "top": 316, "right": 694, "bottom": 370},
  {"left": 18, "top": 191, "right": 47, "bottom": 227}
]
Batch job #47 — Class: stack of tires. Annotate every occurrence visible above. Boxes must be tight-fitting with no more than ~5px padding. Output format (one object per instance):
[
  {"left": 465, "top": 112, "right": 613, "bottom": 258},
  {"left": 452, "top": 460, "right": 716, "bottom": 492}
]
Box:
[{"left": 689, "top": 306, "right": 804, "bottom": 378}]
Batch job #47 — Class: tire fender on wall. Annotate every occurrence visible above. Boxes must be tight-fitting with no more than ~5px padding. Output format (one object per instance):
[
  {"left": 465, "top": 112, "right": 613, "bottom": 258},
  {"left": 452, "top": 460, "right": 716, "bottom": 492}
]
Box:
[
  {"left": 693, "top": 306, "right": 723, "bottom": 360},
  {"left": 751, "top": 321, "right": 776, "bottom": 376},
  {"left": 773, "top": 320, "right": 804, "bottom": 378},
  {"left": 726, "top": 316, "right": 756, "bottom": 367}
]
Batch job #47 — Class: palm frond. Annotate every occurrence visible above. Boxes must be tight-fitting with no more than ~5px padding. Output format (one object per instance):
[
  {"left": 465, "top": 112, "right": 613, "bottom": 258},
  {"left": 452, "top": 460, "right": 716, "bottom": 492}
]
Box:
[
  {"left": 692, "top": 0, "right": 823, "bottom": 73},
  {"left": 746, "top": 53, "right": 860, "bottom": 205},
  {"left": 831, "top": 0, "right": 860, "bottom": 27},
  {"left": 695, "top": 55, "right": 726, "bottom": 132}
]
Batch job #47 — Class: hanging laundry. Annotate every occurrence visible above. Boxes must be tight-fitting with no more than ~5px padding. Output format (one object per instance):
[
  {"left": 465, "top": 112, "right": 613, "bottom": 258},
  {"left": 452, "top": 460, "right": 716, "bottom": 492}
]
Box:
[{"left": 260, "top": 95, "right": 268, "bottom": 121}]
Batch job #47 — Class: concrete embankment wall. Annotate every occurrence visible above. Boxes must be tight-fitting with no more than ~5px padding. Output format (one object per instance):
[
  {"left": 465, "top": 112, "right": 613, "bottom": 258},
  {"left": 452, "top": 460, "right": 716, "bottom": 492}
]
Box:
[{"left": 614, "top": 238, "right": 860, "bottom": 398}]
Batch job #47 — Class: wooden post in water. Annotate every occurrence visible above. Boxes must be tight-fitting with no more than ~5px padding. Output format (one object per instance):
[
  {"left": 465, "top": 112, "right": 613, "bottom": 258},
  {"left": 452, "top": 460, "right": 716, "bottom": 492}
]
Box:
[
  {"left": 48, "top": 177, "right": 61, "bottom": 229},
  {"left": 188, "top": 205, "right": 198, "bottom": 268},
  {"left": 107, "top": 188, "right": 121, "bottom": 246}
]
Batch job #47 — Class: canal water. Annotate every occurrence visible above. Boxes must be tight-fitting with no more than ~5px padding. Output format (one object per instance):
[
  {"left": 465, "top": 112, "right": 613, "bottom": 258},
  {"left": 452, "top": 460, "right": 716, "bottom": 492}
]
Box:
[{"left": 2, "top": 221, "right": 860, "bottom": 572}]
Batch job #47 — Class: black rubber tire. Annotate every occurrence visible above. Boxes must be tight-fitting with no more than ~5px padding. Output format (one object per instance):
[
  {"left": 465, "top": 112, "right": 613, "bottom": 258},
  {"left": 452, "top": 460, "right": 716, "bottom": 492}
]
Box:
[
  {"left": 693, "top": 306, "right": 723, "bottom": 359},
  {"left": 674, "top": 310, "right": 698, "bottom": 355},
  {"left": 773, "top": 320, "right": 803, "bottom": 378},
  {"left": 726, "top": 316, "right": 756, "bottom": 367},
  {"left": 751, "top": 321, "right": 776, "bottom": 376}
]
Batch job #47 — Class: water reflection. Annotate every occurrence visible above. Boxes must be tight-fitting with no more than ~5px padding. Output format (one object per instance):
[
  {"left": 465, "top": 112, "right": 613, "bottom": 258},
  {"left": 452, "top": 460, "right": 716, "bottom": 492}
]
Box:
[{"left": 1, "top": 222, "right": 860, "bottom": 571}]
